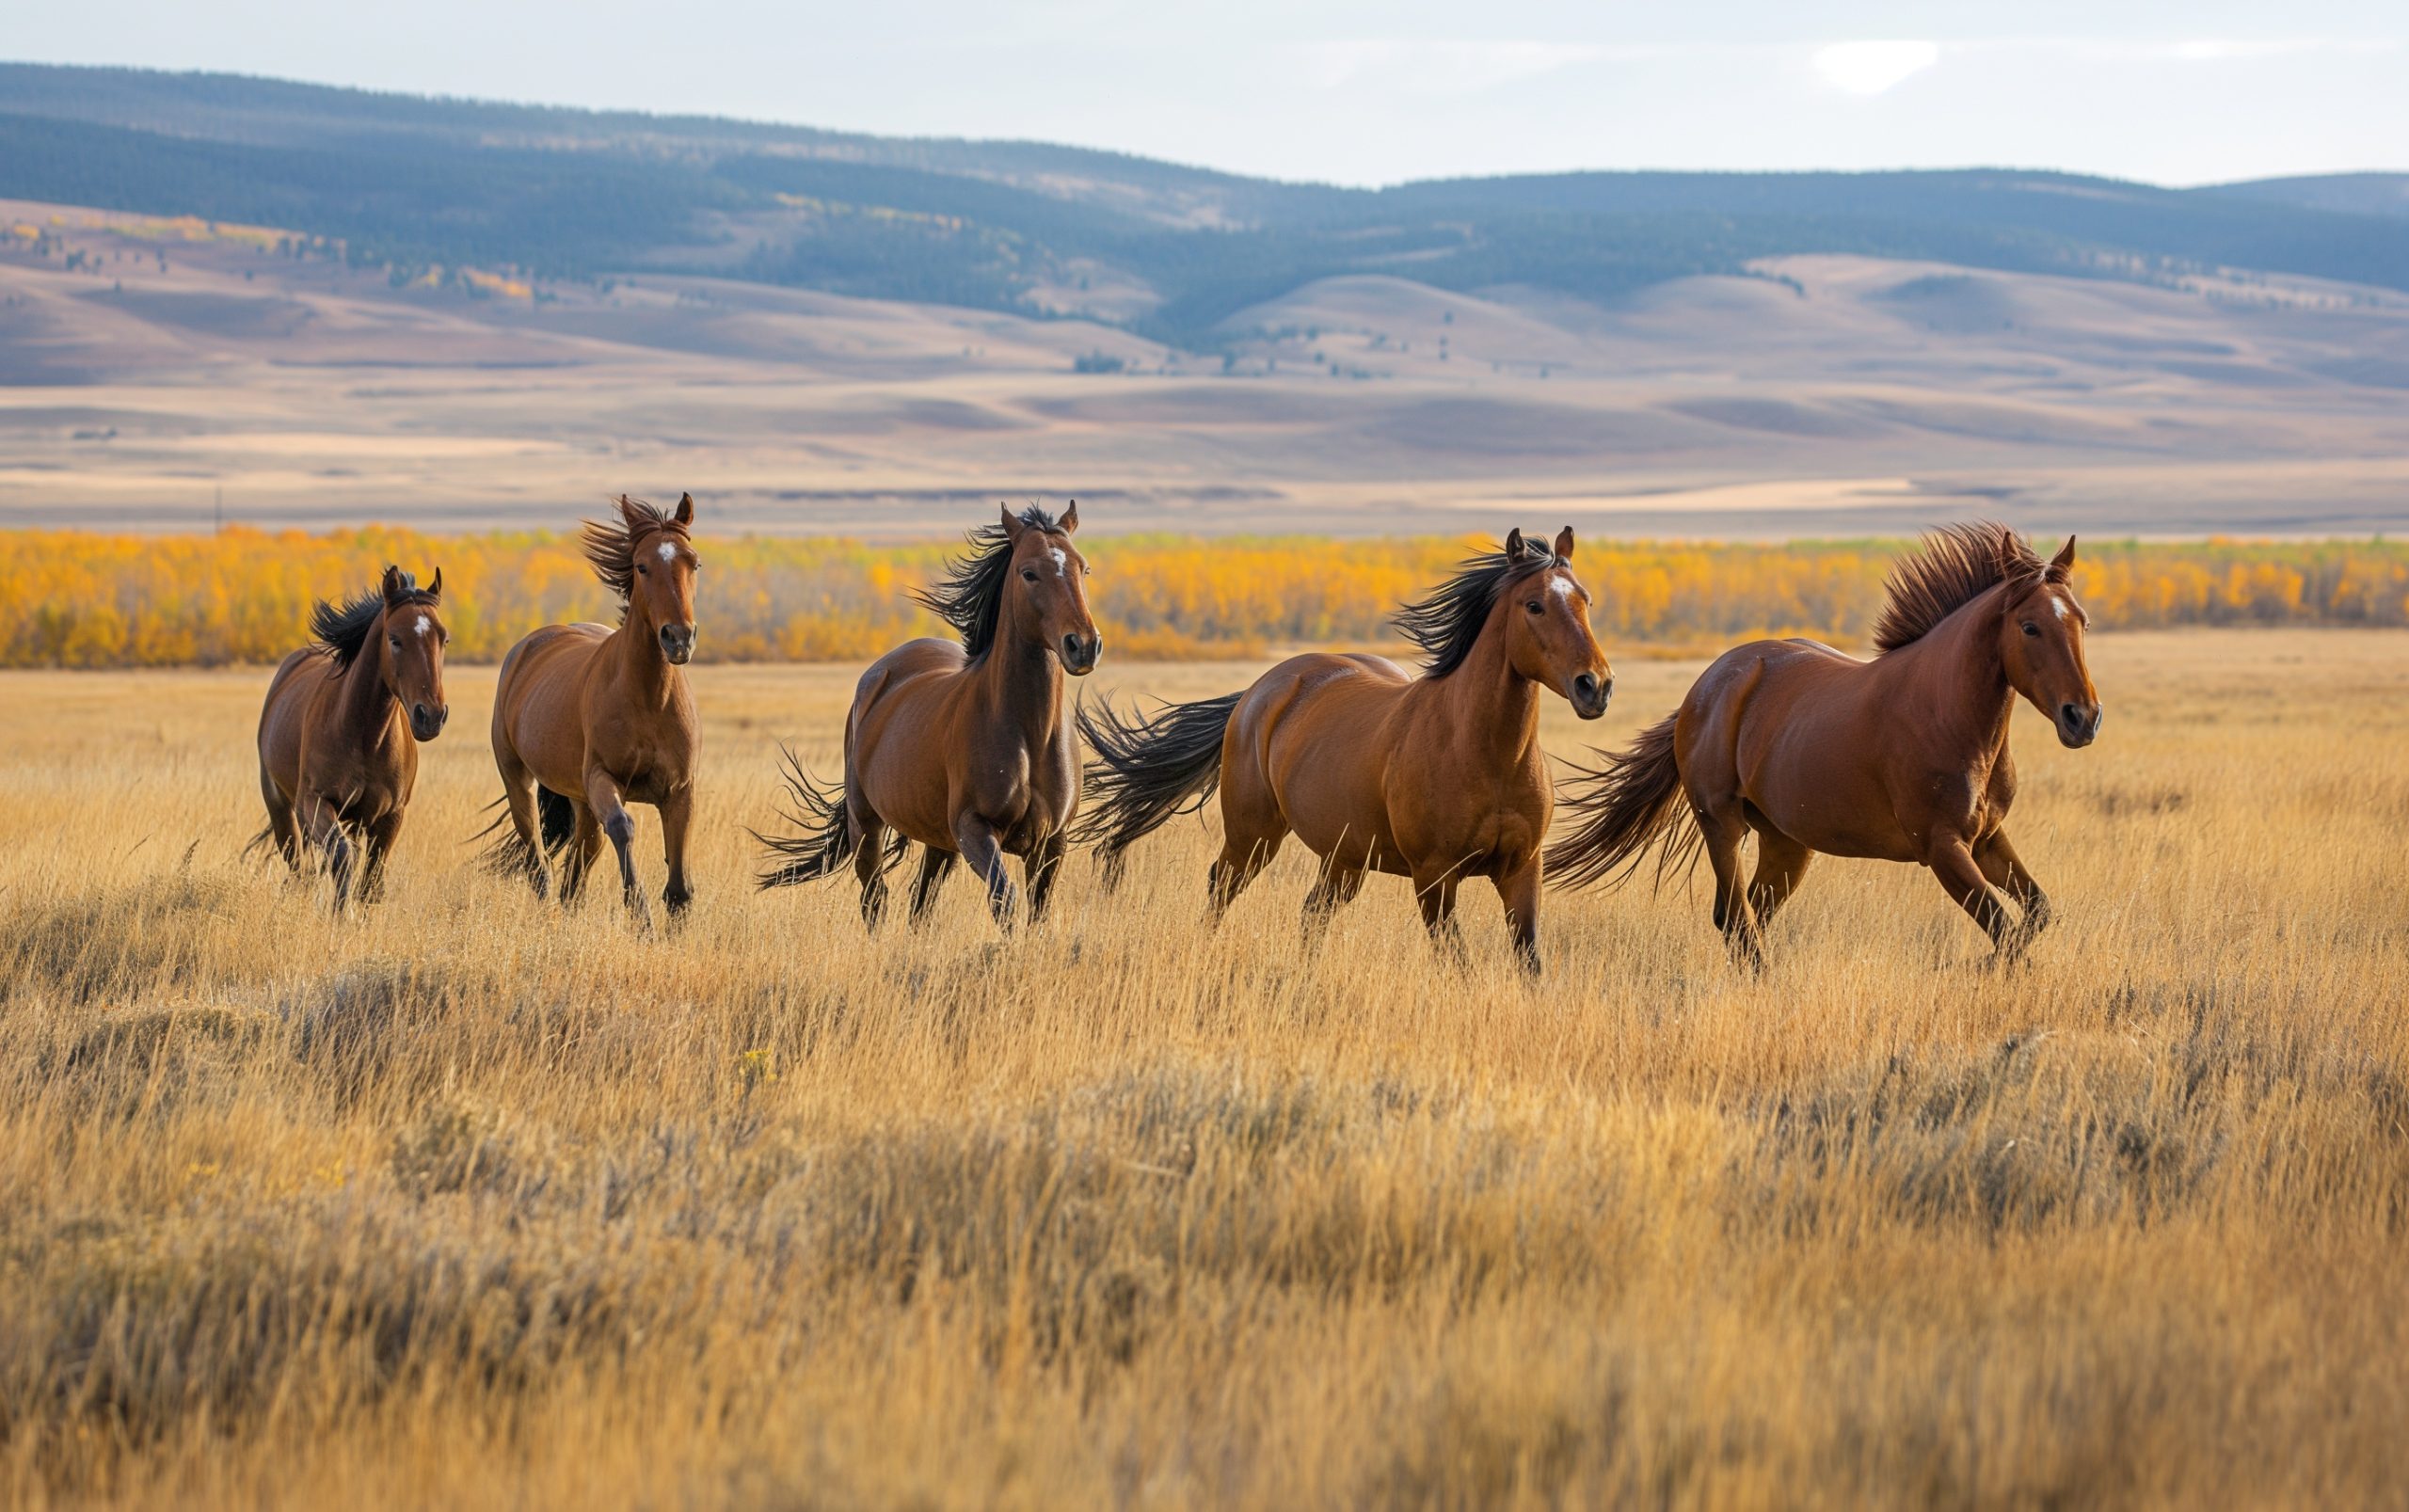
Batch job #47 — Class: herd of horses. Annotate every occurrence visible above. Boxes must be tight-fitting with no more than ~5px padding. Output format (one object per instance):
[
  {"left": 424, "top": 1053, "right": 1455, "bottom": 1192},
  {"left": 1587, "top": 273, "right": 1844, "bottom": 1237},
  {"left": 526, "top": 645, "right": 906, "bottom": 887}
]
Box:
[{"left": 254, "top": 497, "right": 2103, "bottom": 971}]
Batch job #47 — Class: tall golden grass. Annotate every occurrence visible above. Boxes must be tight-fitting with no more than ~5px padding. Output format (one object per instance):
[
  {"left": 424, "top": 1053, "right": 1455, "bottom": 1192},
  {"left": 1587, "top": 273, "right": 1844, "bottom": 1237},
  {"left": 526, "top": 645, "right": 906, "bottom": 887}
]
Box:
[
  {"left": 2, "top": 630, "right": 2404, "bottom": 1507},
  {"left": 2, "top": 527, "right": 2403, "bottom": 667}
]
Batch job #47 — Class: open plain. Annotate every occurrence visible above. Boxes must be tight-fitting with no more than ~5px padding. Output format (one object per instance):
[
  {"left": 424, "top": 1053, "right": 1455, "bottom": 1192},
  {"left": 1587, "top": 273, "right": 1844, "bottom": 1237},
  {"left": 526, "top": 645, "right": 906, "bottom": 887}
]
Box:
[{"left": 2, "top": 629, "right": 2404, "bottom": 1507}]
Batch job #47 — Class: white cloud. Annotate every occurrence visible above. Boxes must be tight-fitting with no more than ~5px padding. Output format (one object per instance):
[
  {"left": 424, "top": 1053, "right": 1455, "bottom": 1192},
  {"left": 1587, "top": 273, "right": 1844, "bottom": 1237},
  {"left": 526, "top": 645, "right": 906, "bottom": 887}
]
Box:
[{"left": 1810, "top": 39, "right": 1940, "bottom": 96}]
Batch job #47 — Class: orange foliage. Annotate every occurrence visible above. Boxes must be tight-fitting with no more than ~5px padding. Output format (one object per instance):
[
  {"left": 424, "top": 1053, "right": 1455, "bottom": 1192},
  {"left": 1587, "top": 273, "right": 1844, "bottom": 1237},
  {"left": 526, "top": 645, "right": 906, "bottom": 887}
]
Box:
[{"left": 0, "top": 528, "right": 2401, "bottom": 669}]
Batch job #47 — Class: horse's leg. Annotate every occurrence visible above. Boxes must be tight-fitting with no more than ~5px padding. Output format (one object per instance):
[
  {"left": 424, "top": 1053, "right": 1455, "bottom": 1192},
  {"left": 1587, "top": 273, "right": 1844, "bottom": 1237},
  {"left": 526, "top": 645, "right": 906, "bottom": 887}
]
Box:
[
  {"left": 1207, "top": 762, "right": 1285, "bottom": 923},
  {"left": 357, "top": 811, "right": 404, "bottom": 905},
  {"left": 495, "top": 744, "right": 551, "bottom": 899},
  {"left": 1300, "top": 859, "right": 1365, "bottom": 950},
  {"left": 299, "top": 796, "right": 356, "bottom": 914},
  {"left": 1746, "top": 829, "right": 1815, "bottom": 933},
  {"left": 558, "top": 803, "right": 601, "bottom": 904},
  {"left": 658, "top": 785, "right": 694, "bottom": 921},
  {"left": 906, "top": 844, "right": 956, "bottom": 925},
  {"left": 260, "top": 768, "right": 302, "bottom": 872},
  {"left": 952, "top": 814, "right": 1020, "bottom": 928},
  {"left": 1698, "top": 808, "right": 1762, "bottom": 967},
  {"left": 854, "top": 812, "right": 892, "bottom": 929},
  {"left": 1026, "top": 832, "right": 1070, "bottom": 923},
  {"left": 1493, "top": 858, "right": 1543, "bottom": 977},
  {"left": 582, "top": 770, "right": 652, "bottom": 929},
  {"left": 1412, "top": 862, "right": 1467, "bottom": 965},
  {"left": 1929, "top": 836, "right": 2016, "bottom": 956},
  {"left": 1976, "top": 830, "right": 2050, "bottom": 939}
]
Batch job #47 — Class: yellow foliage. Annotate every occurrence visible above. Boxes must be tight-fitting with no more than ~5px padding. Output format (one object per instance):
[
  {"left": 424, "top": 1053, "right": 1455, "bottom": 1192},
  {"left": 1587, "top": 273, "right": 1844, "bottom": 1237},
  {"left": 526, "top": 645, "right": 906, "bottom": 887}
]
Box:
[{"left": 0, "top": 529, "right": 2400, "bottom": 669}]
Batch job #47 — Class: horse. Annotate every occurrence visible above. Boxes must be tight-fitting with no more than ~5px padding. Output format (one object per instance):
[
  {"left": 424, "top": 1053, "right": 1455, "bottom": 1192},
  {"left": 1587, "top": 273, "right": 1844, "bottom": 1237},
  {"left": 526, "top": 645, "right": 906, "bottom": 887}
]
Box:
[
  {"left": 254, "top": 565, "right": 450, "bottom": 909},
  {"left": 485, "top": 493, "right": 701, "bottom": 926},
  {"left": 757, "top": 502, "right": 1100, "bottom": 930},
  {"left": 1074, "top": 527, "right": 1611, "bottom": 975},
  {"left": 1546, "top": 522, "right": 2102, "bottom": 964}
]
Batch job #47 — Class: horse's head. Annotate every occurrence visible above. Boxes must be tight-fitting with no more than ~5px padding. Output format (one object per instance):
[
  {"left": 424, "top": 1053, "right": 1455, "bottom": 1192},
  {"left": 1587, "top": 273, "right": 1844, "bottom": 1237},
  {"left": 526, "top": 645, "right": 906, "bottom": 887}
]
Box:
[
  {"left": 1503, "top": 527, "right": 1613, "bottom": 719},
  {"left": 375, "top": 565, "right": 450, "bottom": 740},
  {"left": 1003, "top": 501, "right": 1100, "bottom": 675},
  {"left": 624, "top": 492, "right": 700, "bottom": 664},
  {"left": 2000, "top": 536, "right": 2102, "bottom": 748}
]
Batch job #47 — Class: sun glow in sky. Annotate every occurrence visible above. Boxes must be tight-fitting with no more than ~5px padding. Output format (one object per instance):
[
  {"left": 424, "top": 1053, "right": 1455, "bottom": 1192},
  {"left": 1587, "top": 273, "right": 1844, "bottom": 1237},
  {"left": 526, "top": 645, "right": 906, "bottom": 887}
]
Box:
[{"left": 8, "top": 1, "right": 2404, "bottom": 185}]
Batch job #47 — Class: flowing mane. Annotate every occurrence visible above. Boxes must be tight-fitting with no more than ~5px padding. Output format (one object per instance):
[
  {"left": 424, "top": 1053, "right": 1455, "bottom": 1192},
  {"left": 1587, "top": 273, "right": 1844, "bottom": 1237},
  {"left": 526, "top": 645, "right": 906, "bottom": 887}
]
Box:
[
  {"left": 1394, "top": 533, "right": 1561, "bottom": 677},
  {"left": 1872, "top": 522, "right": 2051, "bottom": 653},
  {"left": 912, "top": 504, "right": 1063, "bottom": 659},
  {"left": 311, "top": 571, "right": 437, "bottom": 671},
  {"left": 582, "top": 495, "right": 690, "bottom": 604}
]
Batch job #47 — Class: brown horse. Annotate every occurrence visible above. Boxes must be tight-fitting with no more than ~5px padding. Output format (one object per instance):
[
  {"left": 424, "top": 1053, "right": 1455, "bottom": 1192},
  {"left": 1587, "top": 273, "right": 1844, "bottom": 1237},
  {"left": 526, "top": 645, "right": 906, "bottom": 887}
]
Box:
[
  {"left": 486, "top": 494, "right": 701, "bottom": 925},
  {"left": 1075, "top": 528, "right": 1611, "bottom": 974},
  {"left": 254, "top": 565, "right": 450, "bottom": 909},
  {"left": 1548, "top": 522, "right": 2102, "bottom": 963},
  {"left": 757, "top": 502, "right": 1099, "bottom": 929}
]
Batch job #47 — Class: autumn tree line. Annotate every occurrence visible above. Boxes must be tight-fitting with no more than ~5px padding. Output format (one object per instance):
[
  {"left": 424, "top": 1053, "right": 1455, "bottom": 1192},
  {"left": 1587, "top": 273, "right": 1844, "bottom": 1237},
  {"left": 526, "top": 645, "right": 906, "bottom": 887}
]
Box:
[{"left": 1, "top": 527, "right": 2402, "bottom": 669}]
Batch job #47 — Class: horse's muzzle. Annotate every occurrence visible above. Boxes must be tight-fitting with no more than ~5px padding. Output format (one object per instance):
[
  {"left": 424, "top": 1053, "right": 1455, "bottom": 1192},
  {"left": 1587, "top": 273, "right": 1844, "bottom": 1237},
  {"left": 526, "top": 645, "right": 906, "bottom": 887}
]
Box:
[
  {"left": 1571, "top": 672, "right": 1613, "bottom": 721},
  {"left": 660, "top": 624, "right": 696, "bottom": 665},
  {"left": 2056, "top": 702, "right": 2103, "bottom": 748},
  {"left": 1061, "top": 632, "right": 1102, "bottom": 676},
  {"left": 409, "top": 704, "right": 448, "bottom": 741}
]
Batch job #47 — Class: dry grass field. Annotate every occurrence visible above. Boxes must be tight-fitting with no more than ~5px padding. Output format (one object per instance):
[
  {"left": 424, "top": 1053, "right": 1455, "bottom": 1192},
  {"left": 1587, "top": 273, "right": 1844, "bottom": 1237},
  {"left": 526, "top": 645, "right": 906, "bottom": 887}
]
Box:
[{"left": 2, "top": 629, "right": 2406, "bottom": 1508}]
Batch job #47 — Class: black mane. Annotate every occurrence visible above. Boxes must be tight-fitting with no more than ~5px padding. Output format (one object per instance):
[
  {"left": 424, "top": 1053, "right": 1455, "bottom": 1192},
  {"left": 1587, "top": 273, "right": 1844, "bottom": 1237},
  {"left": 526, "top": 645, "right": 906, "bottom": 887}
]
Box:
[
  {"left": 912, "top": 504, "right": 1063, "bottom": 658},
  {"left": 1394, "top": 534, "right": 1560, "bottom": 677},
  {"left": 311, "top": 572, "right": 437, "bottom": 670}
]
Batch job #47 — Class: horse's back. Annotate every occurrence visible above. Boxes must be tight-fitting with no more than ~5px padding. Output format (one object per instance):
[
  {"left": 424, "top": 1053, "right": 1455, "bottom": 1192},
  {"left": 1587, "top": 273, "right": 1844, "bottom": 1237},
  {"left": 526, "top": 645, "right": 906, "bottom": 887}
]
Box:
[
  {"left": 1682, "top": 638, "right": 1914, "bottom": 859},
  {"left": 257, "top": 646, "right": 328, "bottom": 789},
  {"left": 493, "top": 622, "right": 613, "bottom": 785}
]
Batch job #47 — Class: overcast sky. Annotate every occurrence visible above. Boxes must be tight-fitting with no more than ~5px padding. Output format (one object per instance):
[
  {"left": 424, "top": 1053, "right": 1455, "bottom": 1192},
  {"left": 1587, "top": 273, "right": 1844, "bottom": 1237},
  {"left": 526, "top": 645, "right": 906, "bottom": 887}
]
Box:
[{"left": 11, "top": 1, "right": 2405, "bottom": 187}]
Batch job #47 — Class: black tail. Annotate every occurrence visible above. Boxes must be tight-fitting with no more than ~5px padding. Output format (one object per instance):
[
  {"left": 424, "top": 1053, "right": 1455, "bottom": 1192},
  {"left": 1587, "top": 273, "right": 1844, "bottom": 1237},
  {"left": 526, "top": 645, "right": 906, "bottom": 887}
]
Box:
[
  {"left": 474, "top": 787, "right": 578, "bottom": 873},
  {"left": 1545, "top": 713, "right": 1702, "bottom": 891},
  {"left": 754, "top": 747, "right": 903, "bottom": 889},
  {"left": 1073, "top": 691, "right": 1241, "bottom": 888}
]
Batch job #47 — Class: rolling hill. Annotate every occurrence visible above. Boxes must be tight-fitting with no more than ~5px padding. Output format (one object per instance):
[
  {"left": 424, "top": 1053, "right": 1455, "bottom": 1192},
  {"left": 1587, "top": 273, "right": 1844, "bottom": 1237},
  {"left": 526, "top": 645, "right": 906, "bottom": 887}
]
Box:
[{"left": 4, "top": 63, "right": 2407, "bottom": 346}]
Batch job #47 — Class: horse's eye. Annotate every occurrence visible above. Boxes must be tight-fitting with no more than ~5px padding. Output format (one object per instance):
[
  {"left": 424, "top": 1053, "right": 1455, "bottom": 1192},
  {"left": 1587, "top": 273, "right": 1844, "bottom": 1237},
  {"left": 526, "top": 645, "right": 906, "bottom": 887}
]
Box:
[
  {"left": 389, "top": 635, "right": 401, "bottom": 649},
  {"left": 1525, "top": 600, "right": 1543, "bottom": 614},
  {"left": 2021, "top": 622, "right": 2040, "bottom": 637},
  {"left": 637, "top": 562, "right": 648, "bottom": 575},
  {"left": 1021, "top": 568, "right": 1039, "bottom": 582}
]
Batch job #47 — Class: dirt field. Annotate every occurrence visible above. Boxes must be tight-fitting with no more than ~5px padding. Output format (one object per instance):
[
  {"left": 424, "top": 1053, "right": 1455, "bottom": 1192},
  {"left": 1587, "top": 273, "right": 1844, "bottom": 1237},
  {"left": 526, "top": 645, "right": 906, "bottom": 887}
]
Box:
[
  {"left": 9, "top": 197, "right": 2409, "bottom": 539},
  {"left": 2, "top": 629, "right": 2406, "bottom": 1507}
]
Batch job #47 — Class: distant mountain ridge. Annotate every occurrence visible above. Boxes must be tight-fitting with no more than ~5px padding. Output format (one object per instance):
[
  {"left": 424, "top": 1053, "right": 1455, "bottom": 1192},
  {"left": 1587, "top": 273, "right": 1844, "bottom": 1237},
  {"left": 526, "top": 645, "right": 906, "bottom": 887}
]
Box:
[{"left": 3, "top": 62, "right": 2404, "bottom": 343}]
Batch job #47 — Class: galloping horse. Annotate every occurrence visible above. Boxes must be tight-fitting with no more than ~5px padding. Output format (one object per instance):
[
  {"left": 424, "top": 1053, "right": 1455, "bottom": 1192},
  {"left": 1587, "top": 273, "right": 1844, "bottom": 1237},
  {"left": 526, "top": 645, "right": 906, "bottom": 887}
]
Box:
[
  {"left": 1075, "top": 528, "right": 1611, "bottom": 974},
  {"left": 1547, "top": 522, "right": 2102, "bottom": 963},
  {"left": 487, "top": 493, "right": 701, "bottom": 925},
  {"left": 757, "top": 502, "right": 1100, "bottom": 929},
  {"left": 254, "top": 565, "right": 450, "bottom": 909}
]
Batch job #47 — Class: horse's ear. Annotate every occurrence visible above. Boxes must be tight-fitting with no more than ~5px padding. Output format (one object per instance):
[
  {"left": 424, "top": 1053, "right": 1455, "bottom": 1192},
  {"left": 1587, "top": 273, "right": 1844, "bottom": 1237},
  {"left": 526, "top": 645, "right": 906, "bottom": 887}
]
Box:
[
  {"left": 427, "top": 567, "right": 444, "bottom": 603},
  {"left": 999, "top": 502, "right": 1027, "bottom": 542},
  {"left": 1061, "top": 501, "right": 1079, "bottom": 535},
  {"left": 674, "top": 492, "right": 694, "bottom": 527},
  {"left": 2048, "top": 534, "right": 2077, "bottom": 582},
  {"left": 615, "top": 494, "right": 648, "bottom": 533},
  {"left": 1505, "top": 528, "right": 1526, "bottom": 560},
  {"left": 380, "top": 565, "right": 408, "bottom": 606},
  {"left": 1554, "top": 526, "right": 1575, "bottom": 563}
]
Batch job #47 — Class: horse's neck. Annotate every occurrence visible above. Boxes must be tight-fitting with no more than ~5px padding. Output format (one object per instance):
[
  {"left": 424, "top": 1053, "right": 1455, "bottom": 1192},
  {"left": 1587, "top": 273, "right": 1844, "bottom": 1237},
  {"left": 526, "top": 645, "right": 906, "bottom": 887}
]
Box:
[
  {"left": 606, "top": 608, "right": 678, "bottom": 705},
  {"left": 333, "top": 634, "right": 401, "bottom": 745},
  {"left": 1426, "top": 623, "right": 1540, "bottom": 767},
  {"left": 1882, "top": 589, "right": 2016, "bottom": 758},
  {"left": 973, "top": 613, "right": 1063, "bottom": 746}
]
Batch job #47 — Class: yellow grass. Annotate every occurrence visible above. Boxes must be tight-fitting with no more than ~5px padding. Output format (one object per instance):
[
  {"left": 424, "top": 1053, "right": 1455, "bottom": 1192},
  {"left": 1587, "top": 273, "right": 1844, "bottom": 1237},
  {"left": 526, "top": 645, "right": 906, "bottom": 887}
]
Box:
[{"left": 1, "top": 629, "right": 2405, "bottom": 1508}]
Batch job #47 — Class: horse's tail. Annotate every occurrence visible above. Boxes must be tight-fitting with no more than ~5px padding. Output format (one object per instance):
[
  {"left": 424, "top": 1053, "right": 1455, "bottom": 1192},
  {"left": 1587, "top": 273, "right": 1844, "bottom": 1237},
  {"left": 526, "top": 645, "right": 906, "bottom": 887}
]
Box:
[
  {"left": 473, "top": 787, "right": 579, "bottom": 873},
  {"left": 1545, "top": 712, "right": 1703, "bottom": 891},
  {"left": 753, "top": 746, "right": 882, "bottom": 889},
  {"left": 1073, "top": 690, "right": 1242, "bottom": 889}
]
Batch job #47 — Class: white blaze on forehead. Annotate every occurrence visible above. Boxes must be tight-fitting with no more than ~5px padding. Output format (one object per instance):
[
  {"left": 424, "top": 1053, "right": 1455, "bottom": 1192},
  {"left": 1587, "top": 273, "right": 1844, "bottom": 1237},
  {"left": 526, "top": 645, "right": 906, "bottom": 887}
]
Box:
[
  {"left": 1547, "top": 575, "right": 1575, "bottom": 600},
  {"left": 658, "top": 542, "right": 678, "bottom": 563},
  {"left": 413, "top": 615, "right": 431, "bottom": 636},
  {"left": 2051, "top": 597, "right": 2070, "bottom": 621},
  {"left": 1048, "top": 547, "right": 1068, "bottom": 572}
]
